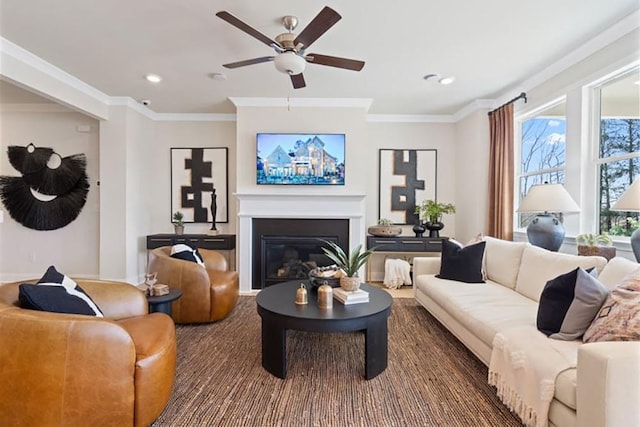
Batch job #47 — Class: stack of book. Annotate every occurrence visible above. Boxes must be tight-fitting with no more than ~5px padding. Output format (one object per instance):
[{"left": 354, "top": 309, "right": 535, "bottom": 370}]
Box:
[{"left": 333, "top": 288, "right": 369, "bottom": 305}]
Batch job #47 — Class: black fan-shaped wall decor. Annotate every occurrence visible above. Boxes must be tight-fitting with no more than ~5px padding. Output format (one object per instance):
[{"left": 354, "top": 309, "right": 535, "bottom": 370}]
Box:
[{"left": 0, "top": 143, "right": 89, "bottom": 230}]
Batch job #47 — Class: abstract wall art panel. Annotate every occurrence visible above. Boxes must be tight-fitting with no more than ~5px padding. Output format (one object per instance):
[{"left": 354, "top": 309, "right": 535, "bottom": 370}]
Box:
[
  {"left": 171, "top": 147, "right": 228, "bottom": 224},
  {"left": 378, "top": 149, "right": 437, "bottom": 225}
]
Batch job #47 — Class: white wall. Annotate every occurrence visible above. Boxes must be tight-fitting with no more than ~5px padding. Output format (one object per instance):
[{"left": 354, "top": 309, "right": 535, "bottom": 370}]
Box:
[{"left": 0, "top": 109, "right": 99, "bottom": 281}]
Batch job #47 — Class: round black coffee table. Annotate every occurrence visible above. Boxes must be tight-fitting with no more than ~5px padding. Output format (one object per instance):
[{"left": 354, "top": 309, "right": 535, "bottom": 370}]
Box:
[
  {"left": 147, "top": 288, "right": 182, "bottom": 317},
  {"left": 256, "top": 280, "right": 392, "bottom": 380}
]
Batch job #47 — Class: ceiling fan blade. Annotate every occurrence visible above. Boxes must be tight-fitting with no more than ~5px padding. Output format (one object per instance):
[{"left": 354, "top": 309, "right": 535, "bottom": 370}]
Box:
[
  {"left": 290, "top": 73, "right": 306, "bottom": 89},
  {"left": 306, "top": 54, "right": 365, "bottom": 71},
  {"left": 293, "top": 6, "right": 341, "bottom": 49},
  {"left": 222, "top": 56, "right": 274, "bottom": 69},
  {"left": 216, "top": 11, "right": 279, "bottom": 48}
]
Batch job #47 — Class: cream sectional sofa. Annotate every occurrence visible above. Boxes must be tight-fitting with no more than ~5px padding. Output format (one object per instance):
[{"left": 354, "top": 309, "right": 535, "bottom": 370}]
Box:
[{"left": 413, "top": 236, "right": 640, "bottom": 427}]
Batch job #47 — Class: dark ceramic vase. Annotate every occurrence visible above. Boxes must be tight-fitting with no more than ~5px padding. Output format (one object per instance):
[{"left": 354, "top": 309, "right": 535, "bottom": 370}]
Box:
[
  {"left": 412, "top": 221, "right": 426, "bottom": 237},
  {"left": 426, "top": 221, "right": 444, "bottom": 238}
]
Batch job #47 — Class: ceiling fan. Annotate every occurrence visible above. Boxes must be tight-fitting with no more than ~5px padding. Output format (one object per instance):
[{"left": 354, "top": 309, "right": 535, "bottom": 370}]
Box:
[{"left": 215, "top": 6, "right": 365, "bottom": 89}]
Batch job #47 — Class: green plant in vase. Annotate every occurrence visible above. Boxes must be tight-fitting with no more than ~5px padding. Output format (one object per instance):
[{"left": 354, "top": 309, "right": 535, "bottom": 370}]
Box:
[
  {"left": 319, "top": 239, "right": 376, "bottom": 291},
  {"left": 172, "top": 211, "right": 185, "bottom": 235},
  {"left": 575, "top": 232, "right": 615, "bottom": 260},
  {"left": 414, "top": 200, "right": 456, "bottom": 238}
]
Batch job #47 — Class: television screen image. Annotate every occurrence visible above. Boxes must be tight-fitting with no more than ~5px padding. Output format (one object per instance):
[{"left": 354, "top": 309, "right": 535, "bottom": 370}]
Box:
[{"left": 256, "top": 133, "right": 345, "bottom": 185}]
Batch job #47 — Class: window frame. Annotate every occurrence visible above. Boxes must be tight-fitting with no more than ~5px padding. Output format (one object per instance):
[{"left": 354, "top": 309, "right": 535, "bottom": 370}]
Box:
[
  {"left": 514, "top": 96, "right": 567, "bottom": 232},
  {"left": 587, "top": 66, "right": 640, "bottom": 240}
]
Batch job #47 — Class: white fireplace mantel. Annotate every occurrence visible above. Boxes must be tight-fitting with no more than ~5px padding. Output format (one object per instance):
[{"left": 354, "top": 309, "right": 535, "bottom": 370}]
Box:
[{"left": 235, "top": 193, "right": 366, "bottom": 293}]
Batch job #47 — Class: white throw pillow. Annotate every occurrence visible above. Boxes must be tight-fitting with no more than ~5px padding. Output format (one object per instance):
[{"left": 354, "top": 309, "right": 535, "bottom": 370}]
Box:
[{"left": 483, "top": 237, "right": 528, "bottom": 289}]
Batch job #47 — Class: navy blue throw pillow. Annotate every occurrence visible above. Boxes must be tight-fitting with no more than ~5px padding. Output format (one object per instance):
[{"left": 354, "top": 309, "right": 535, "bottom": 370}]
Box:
[
  {"left": 19, "top": 265, "right": 103, "bottom": 317},
  {"left": 436, "top": 239, "right": 486, "bottom": 283},
  {"left": 170, "top": 244, "right": 205, "bottom": 267}
]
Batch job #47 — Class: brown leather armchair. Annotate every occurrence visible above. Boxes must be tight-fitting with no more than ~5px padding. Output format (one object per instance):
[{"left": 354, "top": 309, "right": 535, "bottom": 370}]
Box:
[
  {"left": 148, "top": 246, "right": 239, "bottom": 323},
  {"left": 0, "top": 279, "right": 176, "bottom": 427}
]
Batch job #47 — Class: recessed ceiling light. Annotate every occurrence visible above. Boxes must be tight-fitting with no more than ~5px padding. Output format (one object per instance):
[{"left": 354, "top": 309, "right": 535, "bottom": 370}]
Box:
[
  {"left": 423, "top": 74, "right": 455, "bottom": 85},
  {"left": 209, "top": 72, "right": 227, "bottom": 81},
  {"left": 634, "top": 80, "right": 640, "bottom": 85},
  {"left": 439, "top": 76, "right": 456, "bottom": 85},
  {"left": 145, "top": 74, "right": 162, "bottom": 83}
]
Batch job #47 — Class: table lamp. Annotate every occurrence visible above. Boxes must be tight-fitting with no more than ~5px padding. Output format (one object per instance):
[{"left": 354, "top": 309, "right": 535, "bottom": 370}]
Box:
[
  {"left": 611, "top": 178, "right": 640, "bottom": 262},
  {"left": 517, "top": 182, "right": 581, "bottom": 251}
]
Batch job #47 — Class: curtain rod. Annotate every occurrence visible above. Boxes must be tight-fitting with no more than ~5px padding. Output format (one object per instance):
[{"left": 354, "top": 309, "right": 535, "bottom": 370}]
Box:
[{"left": 488, "top": 92, "right": 527, "bottom": 116}]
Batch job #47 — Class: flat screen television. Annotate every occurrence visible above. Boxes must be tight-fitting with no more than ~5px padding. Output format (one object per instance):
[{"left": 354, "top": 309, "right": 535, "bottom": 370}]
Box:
[{"left": 256, "top": 133, "right": 345, "bottom": 185}]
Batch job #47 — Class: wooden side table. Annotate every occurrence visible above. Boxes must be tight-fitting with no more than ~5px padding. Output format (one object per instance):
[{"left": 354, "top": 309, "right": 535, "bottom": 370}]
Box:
[{"left": 147, "top": 288, "right": 182, "bottom": 317}]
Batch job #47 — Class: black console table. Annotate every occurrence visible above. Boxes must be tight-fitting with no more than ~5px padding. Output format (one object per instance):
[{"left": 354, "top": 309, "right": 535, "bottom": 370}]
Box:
[
  {"left": 146, "top": 234, "right": 236, "bottom": 270},
  {"left": 365, "top": 236, "right": 446, "bottom": 282}
]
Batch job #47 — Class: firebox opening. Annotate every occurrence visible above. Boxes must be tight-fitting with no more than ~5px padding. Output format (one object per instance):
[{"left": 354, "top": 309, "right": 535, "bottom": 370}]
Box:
[{"left": 252, "top": 218, "right": 349, "bottom": 289}]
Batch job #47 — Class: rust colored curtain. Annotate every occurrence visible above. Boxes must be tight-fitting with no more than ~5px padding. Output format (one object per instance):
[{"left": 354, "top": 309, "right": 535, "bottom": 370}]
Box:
[{"left": 487, "top": 103, "right": 514, "bottom": 240}]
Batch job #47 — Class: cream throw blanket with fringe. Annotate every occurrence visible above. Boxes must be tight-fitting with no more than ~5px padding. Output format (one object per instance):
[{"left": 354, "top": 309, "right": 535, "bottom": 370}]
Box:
[
  {"left": 488, "top": 327, "right": 578, "bottom": 427},
  {"left": 383, "top": 258, "right": 411, "bottom": 289}
]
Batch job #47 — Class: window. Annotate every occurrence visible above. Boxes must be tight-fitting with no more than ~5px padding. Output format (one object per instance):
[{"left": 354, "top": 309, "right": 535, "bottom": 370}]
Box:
[
  {"left": 595, "top": 70, "right": 640, "bottom": 237},
  {"left": 516, "top": 100, "right": 567, "bottom": 228}
]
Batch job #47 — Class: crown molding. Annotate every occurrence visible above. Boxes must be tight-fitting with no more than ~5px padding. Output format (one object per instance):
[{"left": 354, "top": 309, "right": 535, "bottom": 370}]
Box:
[
  {"left": 1, "top": 37, "right": 110, "bottom": 105},
  {"left": 0, "top": 103, "right": 73, "bottom": 113},
  {"left": 491, "top": 9, "right": 640, "bottom": 111},
  {"left": 3, "top": 7, "right": 637, "bottom": 125},
  {"left": 366, "top": 114, "right": 455, "bottom": 123},
  {"left": 153, "top": 113, "right": 237, "bottom": 122},
  {"left": 451, "top": 99, "right": 495, "bottom": 122},
  {"left": 229, "top": 97, "right": 373, "bottom": 110}
]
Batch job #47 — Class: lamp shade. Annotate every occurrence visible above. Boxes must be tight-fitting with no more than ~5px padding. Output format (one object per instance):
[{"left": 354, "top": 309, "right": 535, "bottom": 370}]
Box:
[
  {"left": 274, "top": 52, "right": 306, "bottom": 75},
  {"left": 517, "top": 183, "right": 581, "bottom": 213},
  {"left": 611, "top": 178, "right": 640, "bottom": 212},
  {"left": 611, "top": 178, "right": 640, "bottom": 262}
]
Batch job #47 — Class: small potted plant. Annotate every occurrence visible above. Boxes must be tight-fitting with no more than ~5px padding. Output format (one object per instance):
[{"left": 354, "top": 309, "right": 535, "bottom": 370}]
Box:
[
  {"left": 320, "top": 239, "right": 376, "bottom": 291},
  {"left": 172, "top": 211, "right": 185, "bottom": 235},
  {"left": 367, "top": 218, "right": 402, "bottom": 237},
  {"left": 414, "top": 200, "right": 456, "bottom": 238},
  {"left": 576, "top": 232, "right": 615, "bottom": 260}
]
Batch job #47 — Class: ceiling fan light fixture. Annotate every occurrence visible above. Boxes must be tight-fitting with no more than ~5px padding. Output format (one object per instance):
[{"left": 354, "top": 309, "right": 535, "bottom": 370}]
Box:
[
  {"left": 439, "top": 76, "right": 456, "bottom": 85},
  {"left": 274, "top": 51, "right": 306, "bottom": 75}
]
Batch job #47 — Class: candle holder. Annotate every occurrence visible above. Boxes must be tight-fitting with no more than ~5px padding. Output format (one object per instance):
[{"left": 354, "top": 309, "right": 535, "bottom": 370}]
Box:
[
  {"left": 318, "top": 281, "right": 333, "bottom": 309},
  {"left": 295, "top": 283, "right": 308, "bottom": 305}
]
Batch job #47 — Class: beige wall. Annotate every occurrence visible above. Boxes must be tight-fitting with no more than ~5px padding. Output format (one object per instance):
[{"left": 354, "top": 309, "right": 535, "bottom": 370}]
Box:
[
  {"left": 366, "top": 121, "right": 457, "bottom": 237},
  {"left": 235, "top": 105, "right": 369, "bottom": 195},
  {"left": 152, "top": 120, "right": 237, "bottom": 236},
  {"left": 1, "top": 23, "right": 637, "bottom": 280},
  {"left": 454, "top": 110, "right": 491, "bottom": 242},
  {"left": 0, "top": 109, "right": 99, "bottom": 282}
]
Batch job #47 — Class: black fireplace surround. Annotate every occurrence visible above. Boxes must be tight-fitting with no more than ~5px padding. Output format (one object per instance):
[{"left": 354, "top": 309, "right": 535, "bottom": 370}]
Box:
[{"left": 252, "top": 218, "right": 349, "bottom": 289}]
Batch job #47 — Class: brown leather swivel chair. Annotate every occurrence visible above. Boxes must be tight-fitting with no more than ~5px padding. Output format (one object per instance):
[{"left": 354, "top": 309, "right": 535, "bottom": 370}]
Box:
[
  {"left": 0, "top": 279, "right": 176, "bottom": 427},
  {"left": 148, "top": 246, "right": 239, "bottom": 323}
]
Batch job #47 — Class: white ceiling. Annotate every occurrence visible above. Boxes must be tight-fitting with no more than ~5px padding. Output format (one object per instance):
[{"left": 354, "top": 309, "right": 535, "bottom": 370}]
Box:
[{"left": 0, "top": 0, "right": 638, "bottom": 115}]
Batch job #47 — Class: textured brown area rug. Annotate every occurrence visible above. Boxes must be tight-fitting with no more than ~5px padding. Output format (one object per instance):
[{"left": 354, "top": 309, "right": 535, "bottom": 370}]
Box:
[{"left": 153, "top": 297, "right": 521, "bottom": 426}]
